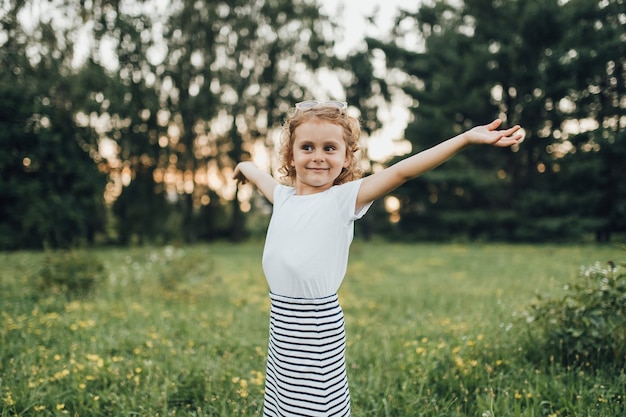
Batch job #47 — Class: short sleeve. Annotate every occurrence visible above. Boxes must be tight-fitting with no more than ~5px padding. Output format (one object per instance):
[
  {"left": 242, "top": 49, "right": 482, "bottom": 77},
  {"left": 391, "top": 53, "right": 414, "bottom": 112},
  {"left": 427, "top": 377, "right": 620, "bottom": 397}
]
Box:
[
  {"left": 332, "top": 179, "right": 372, "bottom": 222},
  {"left": 272, "top": 184, "right": 294, "bottom": 206}
]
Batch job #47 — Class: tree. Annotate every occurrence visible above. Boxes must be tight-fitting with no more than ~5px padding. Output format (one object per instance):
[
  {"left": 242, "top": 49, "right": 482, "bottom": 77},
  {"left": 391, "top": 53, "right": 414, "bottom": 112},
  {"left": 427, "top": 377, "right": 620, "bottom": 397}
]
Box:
[
  {"left": 79, "top": 0, "right": 351, "bottom": 243},
  {"left": 368, "top": 0, "right": 625, "bottom": 241},
  {"left": 85, "top": 1, "right": 174, "bottom": 244},
  {"left": 159, "top": 0, "right": 343, "bottom": 242},
  {"left": 554, "top": 0, "right": 626, "bottom": 241},
  {"left": 0, "top": 1, "right": 107, "bottom": 249},
  {"left": 1, "top": 0, "right": 386, "bottom": 248}
]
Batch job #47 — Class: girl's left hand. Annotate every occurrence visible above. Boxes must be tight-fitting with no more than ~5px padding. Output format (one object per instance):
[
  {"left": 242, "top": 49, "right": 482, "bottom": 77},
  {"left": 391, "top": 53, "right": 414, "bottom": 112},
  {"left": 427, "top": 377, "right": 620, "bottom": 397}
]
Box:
[{"left": 465, "top": 119, "right": 524, "bottom": 147}]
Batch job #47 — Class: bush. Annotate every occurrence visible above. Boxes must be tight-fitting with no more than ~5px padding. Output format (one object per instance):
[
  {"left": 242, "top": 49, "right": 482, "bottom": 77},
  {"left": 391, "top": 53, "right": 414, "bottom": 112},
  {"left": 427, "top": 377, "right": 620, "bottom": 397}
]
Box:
[
  {"left": 35, "top": 249, "right": 106, "bottom": 298},
  {"left": 523, "top": 258, "right": 626, "bottom": 368},
  {"left": 154, "top": 246, "right": 215, "bottom": 293}
]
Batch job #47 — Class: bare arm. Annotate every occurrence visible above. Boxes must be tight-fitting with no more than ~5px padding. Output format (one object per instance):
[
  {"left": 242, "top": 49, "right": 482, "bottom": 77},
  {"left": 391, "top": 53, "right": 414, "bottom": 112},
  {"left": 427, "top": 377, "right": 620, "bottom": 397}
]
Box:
[
  {"left": 233, "top": 161, "right": 278, "bottom": 204},
  {"left": 356, "top": 119, "right": 522, "bottom": 209}
]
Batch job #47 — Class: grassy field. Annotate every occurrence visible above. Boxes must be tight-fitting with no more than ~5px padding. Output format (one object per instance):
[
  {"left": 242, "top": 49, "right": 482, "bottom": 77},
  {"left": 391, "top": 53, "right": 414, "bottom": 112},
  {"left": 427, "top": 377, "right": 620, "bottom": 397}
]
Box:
[{"left": 1, "top": 241, "right": 624, "bottom": 416}]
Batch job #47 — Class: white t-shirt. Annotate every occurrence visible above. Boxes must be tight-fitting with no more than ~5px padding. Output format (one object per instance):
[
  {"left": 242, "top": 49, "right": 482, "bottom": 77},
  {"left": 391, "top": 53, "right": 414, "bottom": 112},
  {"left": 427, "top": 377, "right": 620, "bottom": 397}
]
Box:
[{"left": 262, "top": 179, "right": 372, "bottom": 298}]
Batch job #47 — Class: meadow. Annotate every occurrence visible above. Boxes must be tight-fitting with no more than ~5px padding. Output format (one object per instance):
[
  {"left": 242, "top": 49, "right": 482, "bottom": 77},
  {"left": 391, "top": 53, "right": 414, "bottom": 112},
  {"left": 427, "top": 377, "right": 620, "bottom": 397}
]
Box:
[{"left": 1, "top": 242, "right": 624, "bottom": 416}]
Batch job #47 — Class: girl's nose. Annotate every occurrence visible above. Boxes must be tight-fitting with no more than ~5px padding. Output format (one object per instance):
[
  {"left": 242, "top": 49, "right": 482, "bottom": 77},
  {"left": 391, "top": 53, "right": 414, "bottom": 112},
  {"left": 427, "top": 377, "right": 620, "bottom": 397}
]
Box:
[{"left": 313, "top": 151, "right": 325, "bottom": 162}]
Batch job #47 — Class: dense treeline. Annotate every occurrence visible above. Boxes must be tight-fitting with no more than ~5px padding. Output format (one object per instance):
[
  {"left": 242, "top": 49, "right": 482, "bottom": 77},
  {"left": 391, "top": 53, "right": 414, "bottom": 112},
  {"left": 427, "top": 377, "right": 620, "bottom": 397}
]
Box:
[
  {"left": 0, "top": 0, "right": 624, "bottom": 250},
  {"left": 372, "top": 0, "right": 626, "bottom": 242}
]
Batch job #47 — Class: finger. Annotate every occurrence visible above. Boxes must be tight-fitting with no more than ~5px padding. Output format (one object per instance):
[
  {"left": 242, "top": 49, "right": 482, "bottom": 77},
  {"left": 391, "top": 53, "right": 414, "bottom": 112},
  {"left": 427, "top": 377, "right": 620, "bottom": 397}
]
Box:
[
  {"left": 493, "top": 138, "right": 517, "bottom": 147},
  {"left": 488, "top": 119, "right": 503, "bottom": 130},
  {"left": 504, "top": 125, "right": 521, "bottom": 135},
  {"left": 495, "top": 134, "right": 523, "bottom": 146}
]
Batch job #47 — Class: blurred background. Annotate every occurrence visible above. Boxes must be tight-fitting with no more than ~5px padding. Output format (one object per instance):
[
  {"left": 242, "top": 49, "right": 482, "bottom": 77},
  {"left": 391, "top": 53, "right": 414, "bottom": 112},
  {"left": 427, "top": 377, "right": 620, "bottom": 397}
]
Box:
[{"left": 1, "top": 0, "right": 624, "bottom": 250}]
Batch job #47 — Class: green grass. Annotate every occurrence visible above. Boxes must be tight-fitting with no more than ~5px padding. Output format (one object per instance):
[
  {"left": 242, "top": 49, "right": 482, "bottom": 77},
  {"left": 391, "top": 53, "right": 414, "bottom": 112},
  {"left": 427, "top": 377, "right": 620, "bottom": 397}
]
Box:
[{"left": 1, "top": 242, "right": 624, "bottom": 416}]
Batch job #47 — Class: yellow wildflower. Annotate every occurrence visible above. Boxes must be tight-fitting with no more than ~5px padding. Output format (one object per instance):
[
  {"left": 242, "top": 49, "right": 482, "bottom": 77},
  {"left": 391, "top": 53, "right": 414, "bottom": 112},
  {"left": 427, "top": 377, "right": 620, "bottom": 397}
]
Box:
[
  {"left": 3, "top": 393, "right": 15, "bottom": 406},
  {"left": 86, "top": 354, "right": 104, "bottom": 368},
  {"left": 238, "top": 379, "right": 249, "bottom": 398},
  {"left": 250, "top": 370, "right": 265, "bottom": 386}
]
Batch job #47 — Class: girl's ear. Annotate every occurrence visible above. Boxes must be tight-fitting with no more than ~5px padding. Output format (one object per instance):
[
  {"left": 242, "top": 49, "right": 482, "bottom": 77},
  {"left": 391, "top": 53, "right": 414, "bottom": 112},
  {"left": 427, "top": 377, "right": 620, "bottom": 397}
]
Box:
[{"left": 343, "top": 152, "right": 352, "bottom": 168}]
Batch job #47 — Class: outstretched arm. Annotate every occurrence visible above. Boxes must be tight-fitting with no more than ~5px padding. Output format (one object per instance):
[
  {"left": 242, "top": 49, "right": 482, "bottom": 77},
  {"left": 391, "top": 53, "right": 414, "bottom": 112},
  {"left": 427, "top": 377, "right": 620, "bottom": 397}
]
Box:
[
  {"left": 233, "top": 161, "right": 278, "bottom": 203},
  {"left": 356, "top": 119, "right": 522, "bottom": 209}
]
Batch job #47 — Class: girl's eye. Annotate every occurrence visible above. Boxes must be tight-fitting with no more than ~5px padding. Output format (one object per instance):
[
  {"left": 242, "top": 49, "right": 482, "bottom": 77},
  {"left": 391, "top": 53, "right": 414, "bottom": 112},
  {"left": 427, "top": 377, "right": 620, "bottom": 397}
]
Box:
[
  {"left": 325, "top": 146, "right": 336, "bottom": 152},
  {"left": 302, "top": 144, "right": 313, "bottom": 151}
]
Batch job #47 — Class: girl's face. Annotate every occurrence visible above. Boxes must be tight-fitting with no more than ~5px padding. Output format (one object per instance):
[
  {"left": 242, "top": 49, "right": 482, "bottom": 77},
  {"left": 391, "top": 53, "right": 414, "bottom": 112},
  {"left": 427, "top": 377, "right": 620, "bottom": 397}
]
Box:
[{"left": 290, "top": 120, "right": 350, "bottom": 195}]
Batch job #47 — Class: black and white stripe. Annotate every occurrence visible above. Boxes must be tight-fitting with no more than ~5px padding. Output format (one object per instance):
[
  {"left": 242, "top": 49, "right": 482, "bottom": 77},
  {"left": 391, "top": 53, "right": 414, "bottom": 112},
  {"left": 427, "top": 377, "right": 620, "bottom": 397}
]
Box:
[{"left": 263, "top": 292, "right": 351, "bottom": 417}]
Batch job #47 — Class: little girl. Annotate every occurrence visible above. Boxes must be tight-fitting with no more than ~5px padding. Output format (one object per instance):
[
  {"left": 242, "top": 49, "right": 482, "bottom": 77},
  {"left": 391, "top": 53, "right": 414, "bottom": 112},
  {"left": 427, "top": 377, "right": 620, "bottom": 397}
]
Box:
[{"left": 233, "top": 101, "right": 522, "bottom": 416}]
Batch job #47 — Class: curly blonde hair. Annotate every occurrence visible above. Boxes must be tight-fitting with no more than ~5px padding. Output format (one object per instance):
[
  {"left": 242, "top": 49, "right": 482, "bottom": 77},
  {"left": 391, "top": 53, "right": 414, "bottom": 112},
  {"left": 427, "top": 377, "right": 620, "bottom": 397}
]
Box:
[{"left": 277, "top": 106, "right": 363, "bottom": 186}]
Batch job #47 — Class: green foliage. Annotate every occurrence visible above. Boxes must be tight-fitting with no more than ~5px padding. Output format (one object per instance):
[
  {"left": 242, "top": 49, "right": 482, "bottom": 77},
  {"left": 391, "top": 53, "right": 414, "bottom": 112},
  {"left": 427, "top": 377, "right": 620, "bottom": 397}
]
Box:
[
  {"left": 34, "top": 250, "right": 106, "bottom": 299},
  {"left": 167, "top": 369, "right": 209, "bottom": 410},
  {"left": 2, "top": 0, "right": 625, "bottom": 249},
  {"left": 2, "top": 0, "right": 344, "bottom": 249},
  {"left": 524, "top": 257, "right": 626, "bottom": 368},
  {"left": 372, "top": 0, "right": 626, "bottom": 243},
  {"left": 154, "top": 245, "right": 215, "bottom": 293},
  {"left": 0, "top": 5, "right": 107, "bottom": 250},
  {"left": 98, "top": 0, "right": 340, "bottom": 243}
]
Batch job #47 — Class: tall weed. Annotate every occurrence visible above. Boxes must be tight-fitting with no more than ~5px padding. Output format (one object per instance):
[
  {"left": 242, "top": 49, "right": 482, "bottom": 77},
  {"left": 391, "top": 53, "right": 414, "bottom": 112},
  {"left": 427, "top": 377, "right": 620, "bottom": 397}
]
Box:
[
  {"left": 33, "top": 249, "right": 105, "bottom": 299},
  {"left": 524, "top": 257, "right": 626, "bottom": 368}
]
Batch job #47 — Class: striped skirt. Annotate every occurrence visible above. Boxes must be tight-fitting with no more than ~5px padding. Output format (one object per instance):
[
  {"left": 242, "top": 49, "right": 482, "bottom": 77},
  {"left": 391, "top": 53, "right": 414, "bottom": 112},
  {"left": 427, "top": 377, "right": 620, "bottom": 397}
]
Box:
[{"left": 263, "top": 292, "right": 351, "bottom": 417}]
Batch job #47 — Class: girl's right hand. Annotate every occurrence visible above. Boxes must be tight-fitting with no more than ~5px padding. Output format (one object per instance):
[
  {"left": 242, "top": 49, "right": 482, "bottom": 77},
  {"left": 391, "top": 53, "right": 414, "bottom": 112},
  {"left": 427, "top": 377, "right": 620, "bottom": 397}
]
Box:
[
  {"left": 232, "top": 163, "right": 248, "bottom": 184},
  {"left": 231, "top": 161, "right": 277, "bottom": 203}
]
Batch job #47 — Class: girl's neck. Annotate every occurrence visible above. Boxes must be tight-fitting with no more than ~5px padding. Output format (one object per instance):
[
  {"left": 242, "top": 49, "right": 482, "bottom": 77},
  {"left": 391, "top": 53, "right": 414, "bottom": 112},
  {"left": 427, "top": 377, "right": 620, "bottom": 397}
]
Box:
[{"left": 293, "top": 182, "right": 334, "bottom": 196}]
